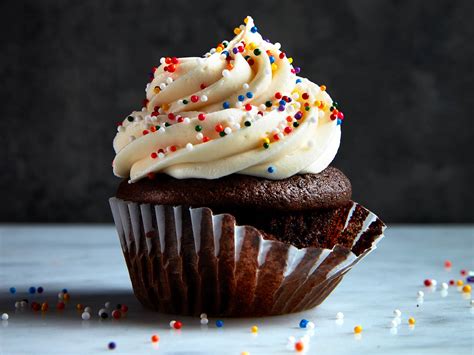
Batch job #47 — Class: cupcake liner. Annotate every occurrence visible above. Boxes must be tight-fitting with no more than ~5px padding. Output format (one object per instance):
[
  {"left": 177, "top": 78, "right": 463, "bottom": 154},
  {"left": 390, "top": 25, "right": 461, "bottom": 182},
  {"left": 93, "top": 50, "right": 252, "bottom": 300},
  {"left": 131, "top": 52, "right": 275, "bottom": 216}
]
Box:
[{"left": 109, "top": 197, "right": 385, "bottom": 316}]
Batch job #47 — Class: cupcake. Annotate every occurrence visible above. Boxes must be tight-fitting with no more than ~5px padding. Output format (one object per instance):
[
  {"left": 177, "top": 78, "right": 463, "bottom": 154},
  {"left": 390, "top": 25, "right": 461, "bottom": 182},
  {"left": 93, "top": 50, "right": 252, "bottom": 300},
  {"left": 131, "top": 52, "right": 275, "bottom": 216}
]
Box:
[{"left": 110, "top": 16, "right": 385, "bottom": 317}]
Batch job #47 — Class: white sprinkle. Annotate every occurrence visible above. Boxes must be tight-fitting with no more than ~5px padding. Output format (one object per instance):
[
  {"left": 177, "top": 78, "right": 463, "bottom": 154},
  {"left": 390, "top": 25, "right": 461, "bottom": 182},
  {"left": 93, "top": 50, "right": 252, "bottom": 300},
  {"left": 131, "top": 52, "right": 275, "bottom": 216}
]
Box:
[
  {"left": 186, "top": 143, "right": 194, "bottom": 151},
  {"left": 417, "top": 290, "right": 424, "bottom": 298},
  {"left": 393, "top": 309, "right": 402, "bottom": 317},
  {"left": 165, "top": 77, "right": 173, "bottom": 84},
  {"left": 390, "top": 319, "right": 398, "bottom": 328},
  {"left": 196, "top": 133, "right": 204, "bottom": 140},
  {"left": 441, "top": 289, "right": 448, "bottom": 298},
  {"left": 274, "top": 42, "right": 281, "bottom": 50},
  {"left": 160, "top": 57, "right": 165, "bottom": 64},
  {"left": 336, "top": 312, "right": 344, "bottom": 320},
  {"left": 441, "top": 282, "right": 449, "bottom": 290},
  {"left": 220, "top": 53, "right": 227, "bottom": 60},
  {"left": 239, "top": 24, "right": 245, "bottom": 30},
  {"left": 222, "top": 69, "right": 230, "bottom": 78},
  {"left": 210, "top": 48, "right": 216, "bottom": 54},
  {"left": 306, "top": 321, "right": 315, "bottom": 329},
  {"left": 242, "top": 83, "right": 249, "bottom": 90},
  {"left": 98, "top": 308, "right": 107, "bottom": 316},
  {"left": 15, "top": 301, "right": 21, "bottom": 309},
  {"left": 145, "top": 116, "right": 152, "bottom": 123},
  {"left": 200, "top": 318, "right": 209, "bottom": 325},
  {"left": 81, "top": 312, "right": 90, "bottom": 320},
  {"left": 286, "top": 105, "right": 295, "bottom": 113},
  {"left": 183, "top": 117, "right": 191, "bottom": 124},
  {"left": 169, "top": 320, "right": 176, "bottom": 328},
  {"left": 158, "top": 152, "right": 165, "bottom": 159},
  {"left": 84, "top": 306, "right": 92, "bottom": 313},
  {"left": 200, "top": 95, "right": 208, "bottom": 102},
  {"left": 105, "top": 302, "right": 111, "bottom": 308},
  {"left": 235, "top": 101, "right": 243, "bottom": 108},
  {"left": 20, "top": 301, "right": 27, "bottom": 308},
  {"left": 470, "top": 300, "right": 474, "bottom": 307},
  {"left": 200, "top": 313, "right": 207, "bottom": 319},
  {"left": 277, "top": 132, "right": 284, "bottom": 140},
  {"left": 394, "top": 317, "right": 401, "bottom": 325},
  {"left": 431, "top": 279, "right": 437, "bottom": 287},
  {"left": 1, "top": 313, "right": 8, "bottom": 321},
  {"left": 159, "top": 83, "right": 166, "bottom": 90},
  {"left": 158, "top": 127, "right": 166, "bottom": 134},
  {"left": 258, "top": 104, "right": 266, "bottom": 111},
  {"left": 224, "top": 127, "right": 232, "bottom": 135}
]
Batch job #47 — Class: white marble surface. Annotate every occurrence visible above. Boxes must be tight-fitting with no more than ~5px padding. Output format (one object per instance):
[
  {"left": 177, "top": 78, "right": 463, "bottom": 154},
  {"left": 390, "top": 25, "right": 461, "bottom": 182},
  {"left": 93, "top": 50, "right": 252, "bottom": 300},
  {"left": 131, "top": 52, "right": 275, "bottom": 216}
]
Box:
[{"left": 0, "top": 225, "right": 472, "bottom": 354}]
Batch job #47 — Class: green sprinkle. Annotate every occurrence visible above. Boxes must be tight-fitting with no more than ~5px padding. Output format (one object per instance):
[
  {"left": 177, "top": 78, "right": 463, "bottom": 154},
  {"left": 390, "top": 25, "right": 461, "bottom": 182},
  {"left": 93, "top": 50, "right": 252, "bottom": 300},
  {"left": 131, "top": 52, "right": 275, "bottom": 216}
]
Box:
[
  {"left": 155, "top": 125, "right": 161, "bottom": 130},
  {"left": 265, "top": 101, "right": 272, "bottom": 108},
  {"left": 164, "top": 122, "right": 171, "bottom": 127},
  {"left": 244, "top": 121, "right": 252, "bottom": 127},
  {"left": 219, "top": 131, "right": 226, "bottom": 137},
  {"left": 263, "top": 142, "right": 270, "bottom": 149},
  {"left": 253, "top": 49, "right": 261, "bottom": 56},
  {"left": 332, "top": 101, "right": 339, "bottom": 108},
  {"left": 127, "top": 116, "right": 134, "bottom": 122},
  {"left": 182, "top": 99, "right": 188, "bottom": 104},
  {"left": 293, "top": 122, "right": 300, "bottom": 128},
  {"left": 305, "top": 106, "right": 310, "bottom": 111},
  {"left": 195, "top": 125, "right": 202, "bottom": 132}
]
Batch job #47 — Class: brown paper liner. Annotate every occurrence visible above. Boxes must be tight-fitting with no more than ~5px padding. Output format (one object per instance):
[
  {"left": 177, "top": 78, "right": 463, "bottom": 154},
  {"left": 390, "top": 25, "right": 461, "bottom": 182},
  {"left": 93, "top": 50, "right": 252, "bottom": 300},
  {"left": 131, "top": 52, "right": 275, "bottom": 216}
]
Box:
[{"left": 109, "top": 198, "right": 385, "bottom": 317}]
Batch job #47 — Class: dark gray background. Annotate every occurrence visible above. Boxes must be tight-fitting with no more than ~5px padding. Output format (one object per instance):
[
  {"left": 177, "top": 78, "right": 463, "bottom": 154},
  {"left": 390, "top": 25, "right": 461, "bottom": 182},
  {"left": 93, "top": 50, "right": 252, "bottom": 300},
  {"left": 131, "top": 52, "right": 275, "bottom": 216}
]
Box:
[{"left": 1, "top": 0, "right": 473, "bottom": 223}]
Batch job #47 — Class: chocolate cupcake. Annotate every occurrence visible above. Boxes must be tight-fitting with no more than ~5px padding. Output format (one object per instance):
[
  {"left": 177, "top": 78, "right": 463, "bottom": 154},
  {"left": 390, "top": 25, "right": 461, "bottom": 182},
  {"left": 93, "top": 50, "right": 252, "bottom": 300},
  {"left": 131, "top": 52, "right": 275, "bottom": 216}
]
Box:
[{"left": 110, "top": 16, "right": 385, "bottom": 316}]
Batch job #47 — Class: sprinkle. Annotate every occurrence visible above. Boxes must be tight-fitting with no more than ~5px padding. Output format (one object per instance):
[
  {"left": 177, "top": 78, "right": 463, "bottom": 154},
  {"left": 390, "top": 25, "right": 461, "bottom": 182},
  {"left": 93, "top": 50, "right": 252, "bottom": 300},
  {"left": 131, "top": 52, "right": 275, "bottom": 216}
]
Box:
[
  {"left": 198, "top": 113, "right": 206, "bottom": 121},
  {"left": 441, "top": 282, "right": 449, "bottom": 290},
  {"left": 461, "top": 269, "right": 467, "bottom": 276},
  {"left": 457, "top": 280, "right": 464, "bottom": 286},
  {"left": 108, "top": 342, "right": 116, "bottom": 350},
  {"left": 244, "top": 104, "right": 252, "bottom": 111},
  {"left": 203, "top": 136, "right": 210, "bottom": 142},
  {"left": 28, "top": 287, "right": 36, "bottom": 294},
  {"left": 462, "top": 285, "right": 471, "bottom": 293},
  {"left": 295, "top": 341, "right": 304, "bottom": 352},
  {"left": 320, "top": 85, "right": 326, "bottom": 91},
  {"left": 299, "top": 319, "right": 308, "bottom": 328},
  {"left": 353, "top": 325, "right": 363, "bottom": 334},
  {"left": 223, "top": 101, "right": 230, "bottom": 109},
  {"left": 307, "top": 321, "right": 315, "bottom": 329},
  {"left": 244, "top": 121, "right": 252, "bottom": 127},
  {"left": 267, "top": 166, "right": 275, "bottom": 173},
  {"left": 444, "top": 260, "right": 452, "bottom": 268},
  {"left": 222, "top": 69, "right": 230, "bottom": 78},
  {"left": 393, "top": 309, "right": 402, "bottom": 317},
  {"left": 233, "top": 27, "right": 241, "bottom": 35},
  {"left": 408, "top": 317, "right": 416, "bottom": 325},
  {"left": 112, "top": 310, "right": 122, "bottom": 319},
  {"left": 251, "top": 325, "right": 258, "bottom": 333},
  {"left": 238, "top": 95, "right": 245, "bottom": 102},
  {"left": 246, "top": 91, "right": 253, "bottom": 99},
  {"left": 1, "top": 313, "right": 8, "bottom": 321},
  {"left": 81, "top": 312, "right": 91, "bottom": 320},
  {"left": 417, "top": 290, "right": 424, "bottom": 298},
  {"left": 9, "top": 287, "right": 16, "bottom": 294},
  {"left": 336, "top": 312, "right": 344, "bottom": 319},
  {"left": 271, "top": 63, "right": 278, "bottom": 71},
  {"left": 200, "top": 318, "right": 209, "bottom": 325},
  {"left": 201, "top": 95, "right": 208, "bottom": 102},
  {"left": 186, "top": 143, "right": 194, "bottom": 151},
  {"left": 169, "top": 320, "right": 176, "bottom": 328},
  {"left": 224, "top": 127, "right": 232, "bottom": 135},
  {"left": 253, "top": 49, "right": 261, "bottom": 56},
  {"left": 424, "top": 279, "right": 432, "bottom": 287},
  {"left": 56, "top": 301, "right": 65, "bottom": 310},
  {"left": 195, "top": 125, "right": 202, "bottom": 132},
  {"left": 216, "top": 320, "right": 224, "bottom": 328},
  {"left": 190, "top": 95, "right": 199, "bottom": 103},
  {"left": 41, "top": 302, "right": 49, "bottom": 312},
  {"left": 250, "top": 26, "right": 258, "bottom": 33},
  {"left": 215, "top": 124, "right": 224, "bottom": 132},
  {"left": 63, "top": 293, "right": 70, "bottom": 301}
]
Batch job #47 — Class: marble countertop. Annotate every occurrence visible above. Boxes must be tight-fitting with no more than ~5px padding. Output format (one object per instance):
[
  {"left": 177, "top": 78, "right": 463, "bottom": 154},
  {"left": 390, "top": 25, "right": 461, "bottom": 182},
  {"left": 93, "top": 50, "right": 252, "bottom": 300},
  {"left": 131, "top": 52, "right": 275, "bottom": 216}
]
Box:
[{"left": 0, "top": 225, "right": 472, "bottom": 354}]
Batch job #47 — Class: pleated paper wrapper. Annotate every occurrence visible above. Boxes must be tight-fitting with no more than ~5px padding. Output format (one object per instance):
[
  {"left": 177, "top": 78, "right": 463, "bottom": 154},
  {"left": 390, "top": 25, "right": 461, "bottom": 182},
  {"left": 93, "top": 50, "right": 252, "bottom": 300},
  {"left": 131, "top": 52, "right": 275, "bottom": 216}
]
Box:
[{"left": 109, "top": 197, "right": 385, "bottom": 317}]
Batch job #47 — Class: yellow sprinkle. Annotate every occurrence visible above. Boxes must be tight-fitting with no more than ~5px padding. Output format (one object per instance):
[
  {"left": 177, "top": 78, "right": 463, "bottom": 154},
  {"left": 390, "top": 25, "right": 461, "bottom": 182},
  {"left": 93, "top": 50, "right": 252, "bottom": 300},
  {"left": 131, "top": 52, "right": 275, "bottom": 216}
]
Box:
[
  {"left": 288, "top": 57, "right": 293, "bottom": 64},
  {"left": 234, "top": 27, "right": 241, "bottom": 35},
  {"left": 248, "top": 42, "right": 257, "bottom": 50},
  {"left": 462, "top": 285, "right": 471, "bottom": 293},
  {"left": 262, "top": 138, "right": 270, "bottom": 144},
  {"left": 320, "top": 85, "right": 327, "bottom": 91},
  {"left": 354, "top": 325, "right": 362, "bottom": 334},
  {"left": 244, "top": 17, "right": 249, "bottom": 24},
  {"left": 241, "top": 352, "right": 250, "bottom": 355},
  {"left": 457, "top": 280, "right": 464, "bottom": 287},
  {"left": 161, "top": 103, "right": 170, "bottom": 111},
  {"left": 251, "top": 325, "right": 258, "bottom": 333},
  {"left": 408, "top": 317, "right": 416, "bottom": 325},
  {"left": 216, "top": 46, "right": 223, "bottom": 53},
  {"left": 271, "top": 63, "right": 278, "bottom": 71},
  {"left": 153, "top": 86, "right": 160, "bottom": 94}
]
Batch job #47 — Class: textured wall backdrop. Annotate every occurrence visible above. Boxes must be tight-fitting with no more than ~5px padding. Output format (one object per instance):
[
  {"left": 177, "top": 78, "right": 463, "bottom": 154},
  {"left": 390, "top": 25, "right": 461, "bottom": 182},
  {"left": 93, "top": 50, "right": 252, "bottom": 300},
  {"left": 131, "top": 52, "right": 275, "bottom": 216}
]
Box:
[{"left": 1, "top": 0, "right": 473, "bottom": 223}]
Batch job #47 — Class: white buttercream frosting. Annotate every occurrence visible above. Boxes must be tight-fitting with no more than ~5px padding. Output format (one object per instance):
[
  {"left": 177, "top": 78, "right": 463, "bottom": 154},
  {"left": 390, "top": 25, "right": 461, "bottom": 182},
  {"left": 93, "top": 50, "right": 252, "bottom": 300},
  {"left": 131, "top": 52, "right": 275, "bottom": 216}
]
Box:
[{"left": 113, "top": 16, "right": 344, "bottom": 182}]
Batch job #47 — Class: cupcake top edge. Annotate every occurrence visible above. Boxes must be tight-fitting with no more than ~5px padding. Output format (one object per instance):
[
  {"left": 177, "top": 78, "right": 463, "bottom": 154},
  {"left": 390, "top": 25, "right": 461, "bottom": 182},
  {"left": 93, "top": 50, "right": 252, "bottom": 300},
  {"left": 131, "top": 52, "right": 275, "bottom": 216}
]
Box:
[{"left": 112, "top": 16, "right": 346, "bottom": 183}]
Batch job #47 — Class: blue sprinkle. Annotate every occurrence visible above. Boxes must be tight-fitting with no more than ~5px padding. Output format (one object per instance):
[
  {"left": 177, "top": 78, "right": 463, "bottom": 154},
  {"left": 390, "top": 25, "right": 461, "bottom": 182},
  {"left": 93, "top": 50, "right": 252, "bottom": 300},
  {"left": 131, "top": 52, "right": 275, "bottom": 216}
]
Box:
[
  {"left": 62, "top": 288, "right": 68, "bottom": 293},
  {"left": 37, "top": 286, "right": 44, "bottom": 294},
  {"left": 223, "top": 101, "right": 230, "bottom": 109},
  {"left": 296, "top": 79, "right": 302, "bottom": 84},
  {"left": 269, "top": 56, "right": 275, "bottom": 64},
  {"left": 250, "top": 26, "right": 258, "bottom": 33},
  {"left": 279, "top": 99, "right": 286, "bottom": 106},
  {"left": 238, "top": 95, "right": 245, "bottom": 102},
  {"left": 294, "top": 112, "right": 303, "bottom": 120},
  {"left": 299, "top": 319, "right": 309, "bottom": 328},
  {"left": 467, "top": 276, "right": 474, "bottom": 283},
  {"left": 108, "top": 342, "right": 116, "bottom": 350},
  {"left": 246, "top": 92, "right": 253, "bottom": 99},
  {"left": 294, "top": 67, "right": 301, "bottom": 74},
  {"left": 216, "top": 320, "right": 224, "bottom": 327},
  {"left": 232, "top": 48, "right": 238, "bottom": 54},
  {"left": 267, "top": 166, "right": 275, "bottom": 173},
  {"left": 9, "top": 287, "right": 16, "bottom": 294},
  {"left": 221, "top": 50, "right": 229, "bottom": 57},
  {"left": 28, "top": 287, "right": 36, "bottom": 294},
  {"left": 278, "top": 105, "right": 285, "bottom": 111},
  {"left": 337, "top": 119, "right": 342, "bottom": 126}
]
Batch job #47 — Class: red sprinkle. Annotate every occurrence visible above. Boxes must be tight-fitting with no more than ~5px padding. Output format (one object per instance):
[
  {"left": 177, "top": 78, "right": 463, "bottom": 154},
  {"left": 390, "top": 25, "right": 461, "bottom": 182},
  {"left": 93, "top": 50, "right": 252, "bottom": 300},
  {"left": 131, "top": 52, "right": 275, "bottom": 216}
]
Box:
[
  {"left": 449, "top": 280, "right": 455, "bottom": 286},
  {"left": 173, "top": 321, "right": 183, "bottom": 330},
  {"left": 338, "top": 111, "right": 344, "bottom": 119},
  {"left": 152, "top": 66, "right": 158, "bottom": 73},
  {"left": 286, "top": 116, "right": 292, "bottom": 123},
  {"left": 279, "top": 52, "right": 286, "bottom": 59},
  {"left": 151, "top": 152, "right": 158, "bottom": 159},
  {"left": 177, "top": 116, "right": 184, "bottom": 123},
  {"left": 171, "top": 57, "right": 179, "bottom": 64},
  {"left": 275, "top": 92, "right": 282, "bottom": 99},
  {"left": 150, "top": 126, "right": 156, "bottom": 132},
  {"left": 198, "top": 113, "right": 206, "bottom": 121},
  {"left": 168, "top": 113, "right": 176, "bottom": 120},
  {"left": 200, "top": 83, "right": 207, "bottom": 90},
  {"left": 191, "top": 95, "right": 199, "bottom": 103},
  {"left": 112, "top": 310, "right": 122, "bottom": 320},
  {"left": 330, "top": 114, "right": 337, "bottom": 120},
  {"left": 117, "top": 122, "right": 123, "bottom": 127},
  {"left": 284, "top": 127, "right": 292, "bottom": 134},
  {"left": 461, "top": 270, "right": 467, "bottom": 276},
  {"left": 143, "top": 99, "right": 149, "bottom": 107},
  {"left": 120, "top": 305, "right": 128, "bottom": 313},
  {"left": 165, "top": 57, "right": 171, "bottom": 64},
  {"left": 151, "top": 335, "right": 159, "bottom": 343},
  {"left": 56, "top": 302, "right": 65, "bottom": 310},
  {"left": 424, "top": 279, "right": 432, "bottom": 287},
  {"left": 302, "top": 93, "right": 309, "bottom": 100},
  {"left": 273, "top": 134, "right": 280, "bottom": 141},
  {"left": 170, "top": 146, "right": 177, "bottom": 152},
  {"left": 444, "top": 260, "right": 452, "bottom": 268},
  {"left": 166, "top": 64, "right": 176, "bottom": 73},
  {"left": 244, "top": 104, "right": 252, "bottom": 111},
  {"left": 215, "top": 124, "right": 224, "bottom": 132},
  {"left": 147, "top": 173, "right": 156, "bottom": 180},
  {"left": 203, "top": 136, "right": 210, "bottom": 143},
  {"left": 143, "top": 130, "right": 150, "bottom": 135}
]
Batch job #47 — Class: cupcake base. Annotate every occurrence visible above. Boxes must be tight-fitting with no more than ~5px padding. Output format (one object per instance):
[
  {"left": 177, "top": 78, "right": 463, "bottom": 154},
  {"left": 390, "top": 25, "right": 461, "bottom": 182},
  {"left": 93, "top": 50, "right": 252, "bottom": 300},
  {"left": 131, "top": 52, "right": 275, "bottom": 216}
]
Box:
[{"left": 109, "top": 197, "right": 385, "bottom": 317}]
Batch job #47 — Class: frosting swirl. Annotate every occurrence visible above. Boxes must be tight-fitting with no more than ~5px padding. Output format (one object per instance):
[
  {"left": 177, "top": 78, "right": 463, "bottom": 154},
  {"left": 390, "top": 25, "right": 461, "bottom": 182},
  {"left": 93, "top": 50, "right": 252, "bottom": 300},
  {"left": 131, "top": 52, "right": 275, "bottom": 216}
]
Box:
[{"left": 113, "top": 16, "right": 344, "bottom": 182}]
